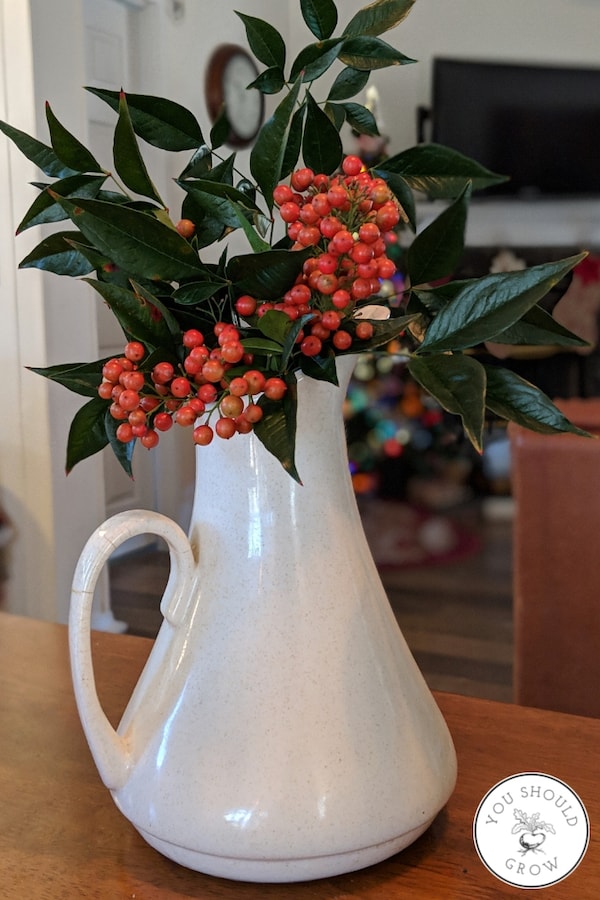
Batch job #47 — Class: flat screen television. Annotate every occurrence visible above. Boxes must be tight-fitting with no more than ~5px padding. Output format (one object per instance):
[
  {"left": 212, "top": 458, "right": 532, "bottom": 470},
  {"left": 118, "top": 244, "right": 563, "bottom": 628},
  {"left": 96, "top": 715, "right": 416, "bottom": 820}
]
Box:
[{"left": 430, "top": 58, "right": 600, "bottom": 198}]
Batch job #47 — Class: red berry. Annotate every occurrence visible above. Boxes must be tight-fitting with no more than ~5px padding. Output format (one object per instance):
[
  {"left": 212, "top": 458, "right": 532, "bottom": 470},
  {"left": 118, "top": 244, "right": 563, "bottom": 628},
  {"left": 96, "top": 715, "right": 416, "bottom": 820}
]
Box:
[
  {"left": 174, "top": 405, "right": 196, "bottom": 427},
  {"left": 102, "top": 359, "right": 123, "bottom": 383},
  {"left": 182, "top": 329, "right": 204, "bottom": 349},
  {"left": 154, "top": 412, "right": 173, "bottom": 432},
  {"left": 291, "top": 167, "right": 314, "bottom": 192},
  {"left": 193, "top": 424, "right": 214, "bottom": 445},
  {"left": 342, "top": 155, "right": 362, "bottom": 176},
  {"left": 198, "top": 383, "right": 218, "bottom": 404},
  {"left": 116, "top": 422, "right": 134, "bottom": 442},
  {"left": 279, "top": 201, "right": 301, "bottom": 223},
  {"left": 273, "top": 184, "right": 294, "bottom": 206},
  {"left": 332, "top": 329, "right": 353, "bottom": 350},
  {"left": 264, "top": 377, "right": 287, "bottom": 401},
  {"left": 141, "top": 429, "right": 159, "bottom": 448},
  {"left": 176, "top": 219, "right": 196, "bottom": 239},
  {"left": 244, "top": 370, "right": 266, "bottom": 394},
  {"left": 244, "top": 403, "right": 263, "bottom": 424},
  {"left": 118, "top": 389, "right": 141, "bottom": 411},
  {"left": 300, "top": 335, "right": 322, "bottom": 357},
  {"left": 171, "top": 376, "right": 192, "bottom": 398},
  {"left": 124, "top": 341, "right": 145, "bottom": 363},
  {"left": 152, "top": 362, "right": 174, "bottom": 385},
  {"left": 235, "top": 294, "right": 257, "bottom": 317},
  {"left": 220, "top": 394, "right": 244, "bottom": 417},
  {"left": 355, "top": 321, "right": 374, "bottom": 340},
  {"left": 321, "top": 310, "right": 341, "bottom": 331},
  {"left": 215, "top": 417, "right": 237, "bottom": 439}
]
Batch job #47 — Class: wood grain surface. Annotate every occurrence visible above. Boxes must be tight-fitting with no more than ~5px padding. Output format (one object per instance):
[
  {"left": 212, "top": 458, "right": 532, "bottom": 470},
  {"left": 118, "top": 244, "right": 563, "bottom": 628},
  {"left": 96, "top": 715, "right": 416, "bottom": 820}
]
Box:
[{"left": 0, "top": 612, "right": 598, "bottom": 899}]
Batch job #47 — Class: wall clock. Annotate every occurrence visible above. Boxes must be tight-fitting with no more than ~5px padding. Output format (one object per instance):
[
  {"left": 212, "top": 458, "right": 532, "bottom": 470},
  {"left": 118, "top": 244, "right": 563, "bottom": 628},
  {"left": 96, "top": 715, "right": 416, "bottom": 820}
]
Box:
[{"left": 205, "top": 43, "right": 264, "bottom": 148}]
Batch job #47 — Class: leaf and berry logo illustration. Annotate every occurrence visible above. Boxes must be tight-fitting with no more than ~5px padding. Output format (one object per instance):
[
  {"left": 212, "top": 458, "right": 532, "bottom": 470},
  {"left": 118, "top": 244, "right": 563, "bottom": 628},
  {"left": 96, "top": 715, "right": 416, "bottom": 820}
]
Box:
[{"left": 511, "top": 809, "right": 556, "bottom": 855}]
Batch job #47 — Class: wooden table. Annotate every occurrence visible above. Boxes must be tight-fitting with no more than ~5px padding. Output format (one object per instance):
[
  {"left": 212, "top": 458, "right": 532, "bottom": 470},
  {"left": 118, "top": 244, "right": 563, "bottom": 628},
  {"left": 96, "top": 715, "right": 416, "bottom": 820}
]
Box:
[{"left": 1, "top": 612, "right": 598, "bottom": 899}]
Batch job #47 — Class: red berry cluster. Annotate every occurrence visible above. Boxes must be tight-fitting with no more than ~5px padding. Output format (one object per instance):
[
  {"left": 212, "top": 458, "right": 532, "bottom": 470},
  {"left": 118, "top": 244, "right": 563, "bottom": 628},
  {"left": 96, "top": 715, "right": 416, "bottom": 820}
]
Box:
[
  {"left": 233, "top": 155, "right": 404, "bottom": 358},
  {"left": 98, "top": 328, "right": 287, "bottom": 450}
]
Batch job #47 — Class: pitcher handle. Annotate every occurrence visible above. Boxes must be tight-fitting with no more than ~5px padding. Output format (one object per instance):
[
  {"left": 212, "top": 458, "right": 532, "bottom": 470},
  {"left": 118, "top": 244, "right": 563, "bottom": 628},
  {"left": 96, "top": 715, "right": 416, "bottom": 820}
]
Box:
[{"left": 69, "top": 510, "right": 196, "bottom": 790}]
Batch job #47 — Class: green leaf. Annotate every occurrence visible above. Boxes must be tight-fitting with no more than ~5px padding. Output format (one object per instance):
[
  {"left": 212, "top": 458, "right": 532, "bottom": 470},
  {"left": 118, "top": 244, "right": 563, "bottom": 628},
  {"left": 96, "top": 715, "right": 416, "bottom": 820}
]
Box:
[
  {"left": 409, "top": 353, "right": 486, "bottom": 451},
  {"left": 488, "top": 303, "right": 588, "bottom": 349},
  {"left": 104, "top": 408, "right": 135, "bottom": 477},
  {"left": 327, "top": 66, "right": 370, "bottom": 101},
  {"left": 27, "top": 360, "right": 106, "bottom": 397},
  {"left": 255, "top": 309, "right": 292, "bottom": 345},
  {"left": 301, "top": 0, "right": 338, "bottom": 39},
  {"left": 280, "top": 105, "right": 306, "bottom": 178},
  {"left": 302, "top": 94, "right": 343, "bottom": 174},
  {"left": 249, "top": 66, "right": 286, "bottom": 95},
  {"left": 128, "top": 281, "right": 182, "bottom": 341},
  {"left": 299, "top": 352, "right": 339, "bottom": 384},
  {"left": 50, "top": 195, "right": 205, "bottom": 280},
  {"left": 85, "top": 88, "right": 204, "bottom": 151},
  {"left": 113, "top": 92, "right": 163, "bottom": 204},
  {"left": 19, "top": 230, "right": 94, "bottom": 276},
  {"left": 250, "top": 75, "right": 301, "bottom": 210},
  {"left": 324, "top": 102, "right": 347, "bottom": 132},
  {"left": 0, "top": 119, "right": 77, "bottom": 178},
  {"left": 378, "top": 143, "right": 508, "bottom": 198},
  {"left": 173, "top": 279, "right": 228, "bottom": 305},
  {"left": 178, "top": 145, "right": 212, "bottom": 180},
  {"left": 348, "top": 312, "right": 417, "bottom": 351},
  {"left": 45, "top": 102, "right": 101, "bottom": 173},
  {"left": 228, "top": 247, "right": 312, "bottom": 300},
  {"left": 406, "top": 182, "right": 470, "bottom": 286},
  {"left": 65, "top": 398, "right": 110, "bottom": 474},
  {"left": 290, "top": 39, "right": 343, "bottom": 83},
  {"left": 209, "top": 107, "right": 231, "bottom": 151},
  {"left": 344, "top": 0, "right": 416, "bottom": 37},
  {"left": 339, "top": 102, "right": 379, "bottom": 136},
  {"left": 236, "top": 13, "right": 286, "bottom": 70},
  {"left": 484, "top": 365, "right": 591, "bottom": 437},
  {"left": 16, "top": 174, "right": 107, "bottom": 233},
  {"left": 339, "top": 36, "right": 415, "bottom": 70},
  {"left": 419, "top": 253, "right": 586, "bottom": 353},
  {"left": 83, "top": 279, "right": 175, "bottom": 347},
  {"left": 254, "top": 378, "right": 300, "bottom": 482}
]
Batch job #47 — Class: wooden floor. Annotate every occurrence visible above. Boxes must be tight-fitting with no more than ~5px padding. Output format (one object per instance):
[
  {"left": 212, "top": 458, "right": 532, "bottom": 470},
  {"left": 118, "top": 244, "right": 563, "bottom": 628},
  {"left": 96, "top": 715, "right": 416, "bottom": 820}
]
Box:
[{"left": 108, "top": 499, "right": 514, "bottom": 704}]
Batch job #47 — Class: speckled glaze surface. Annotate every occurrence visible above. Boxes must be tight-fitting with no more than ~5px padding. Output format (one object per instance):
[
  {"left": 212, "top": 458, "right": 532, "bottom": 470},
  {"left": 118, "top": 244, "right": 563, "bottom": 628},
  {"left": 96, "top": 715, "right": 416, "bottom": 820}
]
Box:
[{"left": 69, "top": 356, "right": 457, "bottom": 883}]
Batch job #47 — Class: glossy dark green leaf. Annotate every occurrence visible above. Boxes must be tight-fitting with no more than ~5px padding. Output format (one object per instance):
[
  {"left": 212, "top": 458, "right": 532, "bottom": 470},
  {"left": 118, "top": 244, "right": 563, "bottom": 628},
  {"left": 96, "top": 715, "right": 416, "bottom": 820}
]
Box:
[
  {"left": 250, "top": 76, "right": 301, "bottom": 210},
  {"left": 339, "top": 36, "right": 415, "bottom": 70},
  {"left": 27, "top": 360, "right": 106, "bottom": 397},
  {"left": 249, "top": 67, "right": 286, "bottom": 95},
  {"left": 210, "top": 106, "right": 231, "bottom": 150},
  {"left": 228, "top": 247, "right": 312, "bottom": 300},
  {"left": 488, "top": 303, "right": 588, "bottom": 349},
  {"left": 128, "top": 281, "right": 182, "bottom": 341},
  {"left": 65, "top": 398, "right": 110, "bottom": 474},
  {"left": 374, "top": 168, "right": 416, "bottom": 231},
  {"left": 254, "top": 378, "right": 300, "bottom": 482},
  {"left": 301, "top": 0, "right": 338, "bottom": 39},
  {"left": 85, "top": 87, "right": 204, "bottom": 151},
  {"left": 83, "top": 279, "right": 175, "bottom": 347},
  {"left": 256, "top": 310, "right": 292, "bottom": 345},
  {"left": 240, "top": 336, "right": 285, "bottom": 354},
  {"left": 45, "top": 102, "right": 101, "bottom": 173},
  {"left": 339, "top": 102, "right": 379, "bottom": 136},
  {"left": 173, "top": 280, "right": 229, "bottom": 306},
  {"left": 484, "top": 365, "right": 590, "bottom": 437},
  {"left": 236, "top": 12, "right": 286, "bottom": 70},
  {"left": 299, "top": 352, "right": 339, "bottom": 384},
  {"left": 324, "top": 102, "right": 347, "bottom": 132},
  {"left": 327, "top": 66, "right": 370, "bottom": 101},
  {"left": 280, "top": 105, "right": 306, "bottom": 178},
  {"left": 344, "top": 0, "right": 416, "bottom": 37},
  {"left": 290, "top": 39, "right": 343, "bottom": 82},
  {"left": 0, "top": 119, "right": 76, "bottom": 178},
  {"left": 178, "top": 145, "right": 212, "bottom": 180},
  {"left": 113, "top": 93, "right": 163, "bottom": 204},
  {"left": 19, "top": 230, "right": 94, "bottom": 276},
  {"left": 377, "top": 143, "right": 508, "bottom": 198},
  {"left": 16, "top": 174, "right": 106, "bottom": 233},
  {"left": 406, "top": 182, "right": 470, "bottom": 286},
  {"left": 104, "top": 407, "right": 135, "bottom": 477},
  {"left": 419, "top": 253, "right": 586, "bottom": 353},
  {"left": 409, "top": 353, "right": 486, "bottom": 451},
  {"left": 51, "top": 195, "right": 205, "bottom": 280},
  {"left": 302, "top": 94, "right": 343, "bottom": 174}
]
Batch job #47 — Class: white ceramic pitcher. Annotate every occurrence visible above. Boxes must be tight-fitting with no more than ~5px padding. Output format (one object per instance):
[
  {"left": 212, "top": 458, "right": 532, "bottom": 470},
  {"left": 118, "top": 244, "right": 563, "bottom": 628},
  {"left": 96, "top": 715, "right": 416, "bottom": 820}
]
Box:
[{"left": 69, "top": 356, "right": 457, "bottom": 883}]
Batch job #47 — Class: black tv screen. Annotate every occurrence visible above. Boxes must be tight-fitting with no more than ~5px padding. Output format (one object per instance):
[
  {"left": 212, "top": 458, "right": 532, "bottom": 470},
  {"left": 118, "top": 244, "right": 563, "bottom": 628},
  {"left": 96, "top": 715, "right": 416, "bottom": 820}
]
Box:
[{"left": 431, "top": 58, "right": 600, "bottom": 198}]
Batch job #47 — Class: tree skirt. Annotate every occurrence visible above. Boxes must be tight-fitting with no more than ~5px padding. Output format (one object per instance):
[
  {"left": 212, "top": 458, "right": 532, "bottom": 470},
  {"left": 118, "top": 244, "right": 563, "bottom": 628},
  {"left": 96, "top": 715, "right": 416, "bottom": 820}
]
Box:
[{"left": 360, "top": 499, "right": 482, "bottom": 570}]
